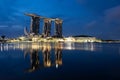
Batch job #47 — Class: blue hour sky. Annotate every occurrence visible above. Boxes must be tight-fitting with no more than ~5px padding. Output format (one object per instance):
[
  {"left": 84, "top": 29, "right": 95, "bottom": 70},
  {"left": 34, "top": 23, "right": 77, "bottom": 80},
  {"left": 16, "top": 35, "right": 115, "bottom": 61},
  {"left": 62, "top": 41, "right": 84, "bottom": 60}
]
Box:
[{"left": 0, "top": 0, "right": 120, "bottom": 39}]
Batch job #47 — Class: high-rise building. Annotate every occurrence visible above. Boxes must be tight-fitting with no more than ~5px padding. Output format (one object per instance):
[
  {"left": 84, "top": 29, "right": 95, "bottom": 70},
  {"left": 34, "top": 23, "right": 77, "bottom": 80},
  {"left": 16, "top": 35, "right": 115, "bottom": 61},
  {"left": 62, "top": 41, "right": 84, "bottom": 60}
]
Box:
[
  {"left": 25, "top": 13, "right": 63, "bottom": 38},
  {"left": 30, "top": 16, "right": 40, "bottom": 35},
  {"left": 55, "top": 18, "right": 63, "bottom": 38},
  {"left": 25, "top": 13, "right": 40, "bottom": 35},
  {"left": 43, "top": 19, "right": 51, "bottom": 37}
]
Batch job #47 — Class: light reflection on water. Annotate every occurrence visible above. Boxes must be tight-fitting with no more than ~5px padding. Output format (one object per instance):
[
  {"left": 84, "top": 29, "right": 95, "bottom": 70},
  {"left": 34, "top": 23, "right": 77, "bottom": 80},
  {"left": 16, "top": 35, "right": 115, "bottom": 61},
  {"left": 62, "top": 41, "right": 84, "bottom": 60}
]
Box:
[
  {"left": 0, "top": 42, "right": 120, "bottom": 79},
  {"left": 0, "top": 42, "right": 100, "bottom": 52},
  {"left": 0, "top": 42, "right": 101, "bottom": 72},
  {"left": 0, "top": 42, "right": 63, "bottom": 72},
  {"left": 24, "top": 43, "right": 62, "bottom": 72}
]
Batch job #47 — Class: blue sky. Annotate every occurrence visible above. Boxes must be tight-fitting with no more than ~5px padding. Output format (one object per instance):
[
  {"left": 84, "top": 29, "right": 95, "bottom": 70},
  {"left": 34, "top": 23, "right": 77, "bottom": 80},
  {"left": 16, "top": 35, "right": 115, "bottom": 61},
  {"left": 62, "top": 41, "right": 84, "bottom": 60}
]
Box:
[{"left": 0, "top": 0, "right": 120, "bottom": 39}]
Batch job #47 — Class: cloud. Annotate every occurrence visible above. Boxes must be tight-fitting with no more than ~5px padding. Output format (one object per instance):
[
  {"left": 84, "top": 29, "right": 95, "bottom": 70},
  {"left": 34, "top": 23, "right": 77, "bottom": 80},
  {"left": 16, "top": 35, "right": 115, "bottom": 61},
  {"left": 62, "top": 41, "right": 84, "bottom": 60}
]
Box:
[
  {"left": 0, "top": 25, "right": 8, "bottom": 28},
  {"left": 0, "top": 0, "right": 19, "bottom": 25},
  {"left": 84, "top": 5, "right": 120, "bottom": 39},
  {"left": 85, "top": 21, "right": 97, "bottom": 29},
  {"left": 0, "top": 25, "right": 24, "bottom": 38},
  {"left": 104, "top": 5, "right": 120, "bottom": 23}
]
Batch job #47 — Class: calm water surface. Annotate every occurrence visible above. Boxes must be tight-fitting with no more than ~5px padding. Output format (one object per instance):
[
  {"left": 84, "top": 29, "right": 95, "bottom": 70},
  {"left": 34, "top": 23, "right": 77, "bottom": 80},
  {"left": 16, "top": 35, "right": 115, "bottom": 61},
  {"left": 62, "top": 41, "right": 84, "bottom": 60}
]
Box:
[{"left": 0, "top": 42, "right": 120, "bottom": 80}]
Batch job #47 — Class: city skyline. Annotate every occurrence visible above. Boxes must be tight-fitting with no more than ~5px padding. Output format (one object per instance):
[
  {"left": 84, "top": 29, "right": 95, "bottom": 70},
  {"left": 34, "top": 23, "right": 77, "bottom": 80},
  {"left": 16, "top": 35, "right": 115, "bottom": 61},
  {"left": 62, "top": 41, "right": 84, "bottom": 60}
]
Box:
[{"left": 0, "top": 0, "right": 120, "bottom": 39}]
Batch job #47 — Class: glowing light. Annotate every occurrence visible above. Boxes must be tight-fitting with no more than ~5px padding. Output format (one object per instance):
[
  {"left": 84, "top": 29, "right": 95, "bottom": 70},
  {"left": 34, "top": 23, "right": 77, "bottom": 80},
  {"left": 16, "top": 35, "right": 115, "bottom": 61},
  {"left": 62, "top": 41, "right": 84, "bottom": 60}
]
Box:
[{"left": 56, "top": 64, "right": 58, "bottom": 68}]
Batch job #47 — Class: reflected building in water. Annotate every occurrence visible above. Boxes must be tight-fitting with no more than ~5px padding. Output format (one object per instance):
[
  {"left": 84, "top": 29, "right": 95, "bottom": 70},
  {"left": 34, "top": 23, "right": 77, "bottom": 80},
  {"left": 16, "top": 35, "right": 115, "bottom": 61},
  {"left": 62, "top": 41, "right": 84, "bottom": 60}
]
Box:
[
  {"left": 0, "top": 42, "right": 101, "bottom": 61},
  {"left": 0, "top": 42, "right": 101, "bottom": 71},
  {"left": 0, "top": 42, "right": 101, "bottom": 59},
  {"left": 24, "top": 49, "right": 40, "bottom": 72},
  {"left": 0, "top": 42, "right": 100, "bottom": 52},
  {"left": 55, "top": 43, "right": 62, "bottom": 68},
  {"left": 42, "top": 43, "right": 51, "bottom": 67},
  {"left": 24, "top": 42, "right": 62, "bottom": 72}
]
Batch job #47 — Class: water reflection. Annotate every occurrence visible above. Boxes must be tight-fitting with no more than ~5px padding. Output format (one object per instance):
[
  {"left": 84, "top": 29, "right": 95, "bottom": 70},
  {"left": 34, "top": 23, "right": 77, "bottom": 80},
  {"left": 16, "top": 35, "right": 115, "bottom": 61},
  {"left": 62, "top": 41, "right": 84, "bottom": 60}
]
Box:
[
  {"left": 55, "top": 43, "right": 62, "bottom": 68},
  {"left": 0, "top": 42, "right": 101, "bottom": 73},
  {"left": 24, "top": 42, "right": 62, "bottom": 72},
  {"left": 24, "top": 49, "right": 39, "bottom": 72},
  {"left": 0, "top": 42, "right": 99, "bottom": 51},
  {"left": 41, "top": 43, "right": 51, "bottom": 67}
]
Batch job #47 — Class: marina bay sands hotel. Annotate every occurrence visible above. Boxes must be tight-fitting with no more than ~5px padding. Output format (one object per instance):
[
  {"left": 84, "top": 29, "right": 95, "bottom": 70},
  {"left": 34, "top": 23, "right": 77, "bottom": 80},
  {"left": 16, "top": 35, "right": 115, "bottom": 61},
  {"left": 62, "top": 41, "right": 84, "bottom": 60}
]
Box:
[{"left": 25, "top": 13, "right": 63, "bottom": 38}]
